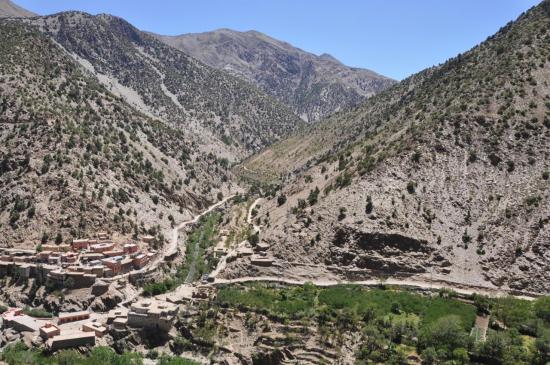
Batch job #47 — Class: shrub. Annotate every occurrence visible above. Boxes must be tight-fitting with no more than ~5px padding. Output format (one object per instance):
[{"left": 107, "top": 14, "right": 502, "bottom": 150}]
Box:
[
  {"left": 365, "top": 195, "right": 373, "bottom": 214},
  {"left": 152, "top": 195, "right": 159, "bottom": 204},
  {"left": 23, "top": 307, "right": 53, "bottom": 318},
  {"left": 506, "top": 160, "right": 515, "bottom": 172},
  {"left": 411, "top": 150, "right": 421, "bottom": 163},
  {"left": 335, "top": 171, "right": 352, "bottom": 188},
  {"left": 488, "top": 153, "right": 501, "bottom": 166},
  {"left": 307, "top": 187, "right": 320, "bottom": 206},
  {"left": 338, "top": 207, "right": 347, "bottom": 221},
  {"left": 468, "top": 150, "right": 477, "bottom": 163},
  {"left": 249, "top": 232, "right": 259, "bottom": 246},
  {"left": 534, "top": 296, "right": 550, "bottom": 323}
]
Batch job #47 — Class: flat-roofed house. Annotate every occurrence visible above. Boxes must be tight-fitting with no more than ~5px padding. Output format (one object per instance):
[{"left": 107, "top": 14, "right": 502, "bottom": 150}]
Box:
[
  {"left": 123, "top": 244, "right": 139, "bottom": 254},
  {"left": 141, "top": 235, "right": 155, "bottom": 243},
  {"left": 80, "top": 253, "right": 104, "bottom": 262},
  {"left": 61, "top": 252, "right": 78, "bottom": 263},
  {"left": 132, "top": 254, "right": 148, "bottom": 269},
  {"left": 107, "top": 308, "right": 128, "bottom": 324},
  {"left": 103, "top": 249, "right": 124, "bottom": 257},
  {"left": 128, "top": 299, "right": 178, "bottom": 331},
  {"left": 90, "top": 242, "right": 115, "bottom": 253},
  {"left": 57, "top": 311, "right": 90, "bottom": 324},
  {"left": 39, "top": 322, "right": 60, "bottom": 339},
  {"left": 102, "top": 257, "right": 122, "bottom": 274},
  {"left": 2, "top": 308, "right": 45, "bottom": 333},
  {"left": 72, "top": 239, "right": 90, "bottom": 251},
  {"left": 82, "top": 321, "right": 107, "bottom": 337},
  {"left": 47, "top": 331, "right": 95, "bottom": 350},
  {"left": 120, "top": 257, "right": 134, "bottom": 273}
]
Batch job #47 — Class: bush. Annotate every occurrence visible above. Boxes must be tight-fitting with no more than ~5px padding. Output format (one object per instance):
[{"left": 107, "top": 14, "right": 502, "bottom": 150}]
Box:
[
  {"left": 468, "top": 150, "right": 477, "bottom": 163},
  {"left": 22, "top": 307, "right": 53, "bottom": 318},
  {"left": 411, "top": 150, "right": 421, "bottom": 163},
  {"left": 307, "top": 187, "right": 320, "bottom": 206},
  {"left": 365, "top": 195, "right": 373, "bottom": 214},
  {"left": 534, "top": 296, "right": 550, "bottom": 323},
  {"left": 419, "top": 315, "right": 470, "bottom": 358},
  {"left": 249, "top": 232, "right": 259, "bottom": 246},
  {"left": 171, "top": 336, "right": 193, "bottom": 355},
  {"left": 338, "top": 207, "right": 347, "bottom": 221}
]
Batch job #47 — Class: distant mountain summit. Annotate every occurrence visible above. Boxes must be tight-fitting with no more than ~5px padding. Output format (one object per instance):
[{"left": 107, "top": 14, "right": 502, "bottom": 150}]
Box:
[
  {"left": 154, "top": 29, "right": 396, "bottom": 122},
  {"left": 0, "top": 0, "right": 36, "bottom": 18}
]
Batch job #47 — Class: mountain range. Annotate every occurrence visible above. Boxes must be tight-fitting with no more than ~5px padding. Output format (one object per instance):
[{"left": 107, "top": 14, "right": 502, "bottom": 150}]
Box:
[
  {"left": 154, "top": 29, "right": 396, "bottom": 122},
  {"left": 1, "top": 0, "right": 549, "bottom": 294}
]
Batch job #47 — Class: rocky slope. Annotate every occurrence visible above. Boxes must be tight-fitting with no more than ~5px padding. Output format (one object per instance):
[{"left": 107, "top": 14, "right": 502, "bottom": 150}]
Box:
[
  {"left": 24, "top": 12, "right": 304, "bottom": 156},
  {"left": 235, "top": 1, "right": 550, "bottom": 293},
  {"left": 0, "top": 19, "right": 238, "bottom": 248},
  {"left": 0, "top": 0, "right": 35, "bottom": 18},
  {"left": 154, "top": 29, "right": 396, "bottom": 122}
]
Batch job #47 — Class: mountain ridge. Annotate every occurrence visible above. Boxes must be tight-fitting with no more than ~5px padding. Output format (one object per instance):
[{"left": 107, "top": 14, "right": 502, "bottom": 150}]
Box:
[
  {"left": 233, "top": 0, "right": 550, "bottom": 293},
  {"left": 0, "top": 0, "right": 36, "bottom": 18},
  {"left": 153, "top": 28, "right": 396, "bottom": 122}
]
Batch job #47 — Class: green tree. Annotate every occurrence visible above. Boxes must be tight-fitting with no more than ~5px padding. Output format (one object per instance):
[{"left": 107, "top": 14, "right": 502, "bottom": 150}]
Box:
[
  {"left": 419, "top": 315, "right": 469, "bottom": 356},
  {"left": 307, "top": 187, "right": 320, "bottom": 206},
  {"left": 534, "top": 296, "right": 550, "bottom": 322}
]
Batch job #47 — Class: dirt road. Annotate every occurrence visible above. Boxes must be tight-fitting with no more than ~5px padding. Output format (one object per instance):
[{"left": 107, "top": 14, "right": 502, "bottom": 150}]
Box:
[{"left": 212, "top": 275, "right": 537, "bottom": 300}]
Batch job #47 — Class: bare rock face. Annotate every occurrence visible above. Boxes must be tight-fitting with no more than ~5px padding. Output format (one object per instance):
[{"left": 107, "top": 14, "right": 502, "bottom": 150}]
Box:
[
  {"left": 330, "top": 227, "right": 434, "bottom": 273},
  {"left": 154, "top": 29, "right": 396, "bottom": 122}
]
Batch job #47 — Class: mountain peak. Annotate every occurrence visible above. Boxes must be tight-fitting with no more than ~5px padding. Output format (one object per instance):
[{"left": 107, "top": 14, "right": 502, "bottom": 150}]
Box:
[
  {"left": 319, "top": 53, "right": 341, "bottom": 64},
  {"left": 0, "top": 0, "right": 36, "bottom": 18},
  {"left": 154, "top": 29, "right": 395, "bottom": 122}
]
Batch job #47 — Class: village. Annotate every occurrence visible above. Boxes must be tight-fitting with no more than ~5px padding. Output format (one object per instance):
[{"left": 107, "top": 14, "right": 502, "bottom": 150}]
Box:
[
  {"left": 0, "top": 199, "right": 264, "bottom": 355},
  {"left": 0, "top": 232, "right": 158, "bottom": 289},
  {"left": 1, "top": 297, "right": 180, "bottom": 351}
]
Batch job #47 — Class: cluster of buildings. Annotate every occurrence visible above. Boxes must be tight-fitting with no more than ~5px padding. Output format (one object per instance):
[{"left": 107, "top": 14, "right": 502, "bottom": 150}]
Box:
[
  {"left": 0, "top": 233, "right": 157, "bottom": 289},
  {"left": 1, "top": 308, "right": 100, "bottom": 350},
  {"left": 106, "top": 299, "right": 179, "bottom": 332},
  {"left": 1, "top": 298, "right": 179, "bottom": 351}
]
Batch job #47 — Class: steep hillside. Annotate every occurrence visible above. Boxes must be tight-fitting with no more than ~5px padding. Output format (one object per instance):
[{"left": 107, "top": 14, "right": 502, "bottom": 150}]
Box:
[
  {"left": 0, "top": 19, "right": 237, "bottom": 248},
  {"left": 155, "top": 29, "right": 396, "bottom": 122},
  {"left": 232, "top": 1, "right": 550, "bottom": 293},
  {"left": 0, "top": 0, "right": 35, "bottom": 18},
  {"left": 24, "top": 12, "right": 304, "bottom": 156}
]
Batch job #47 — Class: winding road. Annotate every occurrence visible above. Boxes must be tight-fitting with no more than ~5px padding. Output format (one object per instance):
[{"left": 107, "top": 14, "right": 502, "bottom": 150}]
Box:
[
  {"left": 212, "top": 276, "right": 537, "bottom": 300},
  {"left": 116, "top": 194, "right": 236, "bottom": 306}
]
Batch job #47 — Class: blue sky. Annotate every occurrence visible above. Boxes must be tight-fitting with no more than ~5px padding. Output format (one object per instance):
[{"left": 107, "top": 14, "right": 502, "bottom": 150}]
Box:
[{"left": 17, "top": 0, "right": 542, "bottom": 80}]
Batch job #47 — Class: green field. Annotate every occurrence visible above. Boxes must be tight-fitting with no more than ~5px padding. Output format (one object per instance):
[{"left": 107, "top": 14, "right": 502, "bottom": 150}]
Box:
[{"left": 217, "top": 283, "right": 550, "bottom": 364}]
